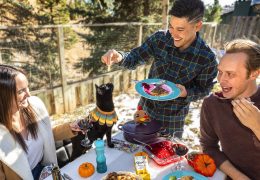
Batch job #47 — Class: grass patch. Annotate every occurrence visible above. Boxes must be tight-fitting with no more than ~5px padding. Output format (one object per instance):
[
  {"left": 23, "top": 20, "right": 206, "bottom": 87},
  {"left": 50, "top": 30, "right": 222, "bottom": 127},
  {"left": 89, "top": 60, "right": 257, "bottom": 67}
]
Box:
[{"left": 185, "top": 113, "right": 193, "bottom": 126}]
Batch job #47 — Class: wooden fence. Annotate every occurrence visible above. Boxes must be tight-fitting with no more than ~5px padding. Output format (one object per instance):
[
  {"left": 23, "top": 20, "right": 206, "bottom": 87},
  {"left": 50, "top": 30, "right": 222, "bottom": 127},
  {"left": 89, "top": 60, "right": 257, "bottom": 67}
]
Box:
[
  {"left": 6, "top": 16, "right": 260, "bottom": 115},
  {"left": 201, "top": 16, "right": 260, "bottom": 49},
  {"left": 31, "top": 65, "right": 151, "bottom": 115}
]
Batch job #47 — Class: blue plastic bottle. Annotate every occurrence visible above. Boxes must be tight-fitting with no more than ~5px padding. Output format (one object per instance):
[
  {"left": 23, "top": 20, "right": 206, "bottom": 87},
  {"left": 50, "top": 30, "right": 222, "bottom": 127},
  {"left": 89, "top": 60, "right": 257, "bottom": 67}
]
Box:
[{"left": 94, "top": 139, "right": 107, "bottom": 173}]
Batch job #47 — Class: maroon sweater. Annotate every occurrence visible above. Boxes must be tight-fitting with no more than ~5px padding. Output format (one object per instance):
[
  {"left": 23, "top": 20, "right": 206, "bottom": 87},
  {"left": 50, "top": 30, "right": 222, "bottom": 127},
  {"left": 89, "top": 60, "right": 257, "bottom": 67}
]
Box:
[{"left": 200, "top": 88, "right": 260, "bottom": 180}]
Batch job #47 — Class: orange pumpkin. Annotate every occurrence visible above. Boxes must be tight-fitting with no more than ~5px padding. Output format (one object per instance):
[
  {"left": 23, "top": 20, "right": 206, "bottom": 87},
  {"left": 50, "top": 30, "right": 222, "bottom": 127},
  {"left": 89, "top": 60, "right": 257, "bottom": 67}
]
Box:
[
  {"left": 192, "top": 154, "right": 216, "bottom": 177},
  {"left": 78, "top": 162, "right": 95, "bottom": 178}
]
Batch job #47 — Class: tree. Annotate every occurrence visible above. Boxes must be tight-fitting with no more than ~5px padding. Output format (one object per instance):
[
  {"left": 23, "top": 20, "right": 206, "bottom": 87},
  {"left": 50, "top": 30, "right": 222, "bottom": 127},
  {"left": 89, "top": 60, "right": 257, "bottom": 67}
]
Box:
[
  {"left": 0, "top": 0, "right": 35, "bottom": 26},
  {"left": 0, "top": 0, "right": 164, "bottom": 80},
  {"left": 0, "top": 0, "right": 78, "bottom": 89},
  {"left": 111, "top": 0, "right": 162, "bottom": 23},
  {"left": 75, "top": 0, "right": 163, "bottom": 76},
  {"left": 204, "top": 0, "right": 222, "bottom": 23}
]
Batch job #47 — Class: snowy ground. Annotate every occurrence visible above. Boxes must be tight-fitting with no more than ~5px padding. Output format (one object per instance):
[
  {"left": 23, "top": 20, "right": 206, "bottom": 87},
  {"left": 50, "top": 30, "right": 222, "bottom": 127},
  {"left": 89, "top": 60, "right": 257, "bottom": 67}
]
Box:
[{"left": 51, "top": 92, "right": 202, "bottom": 151}]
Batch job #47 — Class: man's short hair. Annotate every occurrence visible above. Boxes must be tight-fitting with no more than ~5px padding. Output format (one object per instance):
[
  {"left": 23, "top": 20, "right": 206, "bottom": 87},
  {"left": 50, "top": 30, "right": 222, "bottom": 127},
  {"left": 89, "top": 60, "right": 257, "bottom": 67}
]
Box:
[
  {"left": 225, "top": 39, "right": 260, "bottom": 76},
  {"left": 169, "top": 0, "right": 205, "bottom": 23}
]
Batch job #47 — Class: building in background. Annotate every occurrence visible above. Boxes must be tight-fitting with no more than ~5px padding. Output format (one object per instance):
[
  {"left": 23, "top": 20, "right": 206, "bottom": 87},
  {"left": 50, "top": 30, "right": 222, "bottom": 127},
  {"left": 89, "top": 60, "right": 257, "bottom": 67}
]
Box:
[{"left": 221, "top": 0, "right": 260, "bottom": 24}]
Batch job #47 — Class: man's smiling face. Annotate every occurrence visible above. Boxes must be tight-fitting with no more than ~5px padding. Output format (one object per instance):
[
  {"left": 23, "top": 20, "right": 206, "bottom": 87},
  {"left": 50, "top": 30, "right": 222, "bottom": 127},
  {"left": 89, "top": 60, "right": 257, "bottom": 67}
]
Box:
[{"left": 168, "top": 16, "right": 201, "bottom": 51}]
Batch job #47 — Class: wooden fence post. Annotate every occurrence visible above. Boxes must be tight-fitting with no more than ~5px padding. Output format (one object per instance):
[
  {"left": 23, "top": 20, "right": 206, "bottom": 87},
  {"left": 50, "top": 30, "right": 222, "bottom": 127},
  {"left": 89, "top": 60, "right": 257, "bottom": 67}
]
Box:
[
  {"left": 0, "top": 52, "right": 2, "bottom": 64},
  {"left": 247, "top": 16, "right": 257, "bottom": 39},
  {"left": 57, "top": 26, "right": 68, "bottom": 112},
  {"left": 162, "top": 0, "right": 169, "bottom": 30},
  {"left": 137, "top": 24, "right": 143, "bottom": 46},
  {"left": 212, "top": 23, "right": 217, "bottom": 47}
]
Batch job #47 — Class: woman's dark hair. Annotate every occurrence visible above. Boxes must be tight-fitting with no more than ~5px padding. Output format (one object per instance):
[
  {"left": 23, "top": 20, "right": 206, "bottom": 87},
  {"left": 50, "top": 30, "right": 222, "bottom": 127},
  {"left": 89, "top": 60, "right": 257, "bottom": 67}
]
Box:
[
  {"left": 169, "top": 0, "right": 205, "bottom": 23},
  {"left": 0, "top": 64, "right": 38, "bottom": 153}
]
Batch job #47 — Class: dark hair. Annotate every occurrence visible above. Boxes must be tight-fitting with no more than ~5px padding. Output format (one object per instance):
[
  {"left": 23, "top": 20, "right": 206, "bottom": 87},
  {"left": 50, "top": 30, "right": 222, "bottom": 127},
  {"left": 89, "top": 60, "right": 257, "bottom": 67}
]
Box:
[
  {"left": 225, "top": 39, "right": 260, "bottom": 77},
  {"left": 0, "top": 64, "right": 38, "bottom": 152},
  {"left": 169, "top": 0, "right": 205, "bottom": 23}
]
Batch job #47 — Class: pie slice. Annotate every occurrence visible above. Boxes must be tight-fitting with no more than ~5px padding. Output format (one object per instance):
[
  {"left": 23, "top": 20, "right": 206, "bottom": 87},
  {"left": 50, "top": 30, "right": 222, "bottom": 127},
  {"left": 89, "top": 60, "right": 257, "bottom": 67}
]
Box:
[{"left": 150, "top": 85, "right": 169, "bottom": 96}]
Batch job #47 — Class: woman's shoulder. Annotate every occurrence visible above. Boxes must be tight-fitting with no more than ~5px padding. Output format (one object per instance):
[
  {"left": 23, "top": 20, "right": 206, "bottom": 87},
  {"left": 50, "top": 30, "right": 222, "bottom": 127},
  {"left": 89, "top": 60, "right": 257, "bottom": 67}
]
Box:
[
  {"left": 28, "top": 96, "right": 45, "bottom": 107},
  {"left": 28, "top": 96, "right": 48, "bottom": 116},
  {"left": 0, "top": 124, "right": 9, "bottom": 137}
]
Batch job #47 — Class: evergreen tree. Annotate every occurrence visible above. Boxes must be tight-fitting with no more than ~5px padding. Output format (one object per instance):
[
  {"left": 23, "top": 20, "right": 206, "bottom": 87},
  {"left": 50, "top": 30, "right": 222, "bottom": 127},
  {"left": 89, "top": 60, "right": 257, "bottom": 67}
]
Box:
[
  {"left": 204, "top": 0, "right": 222, "bottom": 23},
  {"left": 111, "top": 0, "right": 162, "bottom": 23},
  {"left": 36, "top": 0, "right": 70, "bottom": 24},
  {"left": 76, "top": 0, "right": 163, "bottom": 76},
  {"left": 0, "top": 0, "right": 35, "bottom": 26},
  {"left": 0, "top": 0, "right": 78, "bottom": 89},
  {"left": 0, "top": 0, "right": 164, "bottom": 80}
]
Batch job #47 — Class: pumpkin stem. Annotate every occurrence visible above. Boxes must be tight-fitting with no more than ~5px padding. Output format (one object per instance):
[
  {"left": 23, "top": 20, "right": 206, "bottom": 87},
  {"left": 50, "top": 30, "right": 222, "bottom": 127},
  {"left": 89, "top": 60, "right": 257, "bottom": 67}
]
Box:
[{"left": 204, "top": 162, "right": 211, "bottom": 167}]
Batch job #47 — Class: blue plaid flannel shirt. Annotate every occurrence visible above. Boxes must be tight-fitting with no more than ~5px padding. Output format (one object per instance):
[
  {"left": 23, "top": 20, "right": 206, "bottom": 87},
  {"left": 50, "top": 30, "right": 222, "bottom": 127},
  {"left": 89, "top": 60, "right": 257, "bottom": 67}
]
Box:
[{"left": 119, "top": 30, "right": 218, "bottom": 134}]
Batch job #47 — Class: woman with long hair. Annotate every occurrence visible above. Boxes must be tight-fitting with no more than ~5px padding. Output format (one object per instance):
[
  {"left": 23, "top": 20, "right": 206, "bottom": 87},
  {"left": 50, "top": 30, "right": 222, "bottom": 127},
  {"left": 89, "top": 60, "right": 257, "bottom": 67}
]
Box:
[{"left": 0, "top": 64, "right": 81, "bottom": 180}]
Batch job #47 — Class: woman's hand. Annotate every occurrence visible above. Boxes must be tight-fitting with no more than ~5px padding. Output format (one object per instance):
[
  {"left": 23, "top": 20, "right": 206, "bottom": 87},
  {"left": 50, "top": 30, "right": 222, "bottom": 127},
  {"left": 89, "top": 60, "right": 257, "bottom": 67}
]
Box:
[{"left": 69, "top": 121, "right": 83, "bottom": 132}]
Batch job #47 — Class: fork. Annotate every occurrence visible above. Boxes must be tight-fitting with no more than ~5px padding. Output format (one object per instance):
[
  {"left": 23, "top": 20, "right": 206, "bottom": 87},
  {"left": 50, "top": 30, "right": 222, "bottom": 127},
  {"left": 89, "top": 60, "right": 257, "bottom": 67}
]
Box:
[
  {"left": 63, "top": 173, "right": 73, "bottom": 180},
  {"left": 154, "top": 80, "right": 166, "bottom": 87},
  {"left": 131, "top": 79, "right": 166, "bottom": 86},
  {"left": 133, "top": 138, "right": 153, "bottom": 150}
]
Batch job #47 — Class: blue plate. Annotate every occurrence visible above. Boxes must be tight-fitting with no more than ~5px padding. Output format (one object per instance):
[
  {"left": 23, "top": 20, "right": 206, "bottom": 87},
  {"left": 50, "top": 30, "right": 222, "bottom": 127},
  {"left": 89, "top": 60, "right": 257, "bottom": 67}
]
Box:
[
  {"left": 135, "top": 79, "right": 181, "bottom": 101},
  {"left": 162, "top": 170, "right": 207, "bottom": 180}
]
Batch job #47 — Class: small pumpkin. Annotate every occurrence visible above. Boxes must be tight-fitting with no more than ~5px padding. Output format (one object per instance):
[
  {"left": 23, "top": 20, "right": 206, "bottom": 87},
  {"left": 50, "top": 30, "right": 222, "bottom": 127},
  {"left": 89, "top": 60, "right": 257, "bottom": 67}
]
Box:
[
  {"left": 192, "top": 154, "right": 216, "bottom": 177},
  {"left": 78, "top": 162, "right": 95, "bottom": 178}
]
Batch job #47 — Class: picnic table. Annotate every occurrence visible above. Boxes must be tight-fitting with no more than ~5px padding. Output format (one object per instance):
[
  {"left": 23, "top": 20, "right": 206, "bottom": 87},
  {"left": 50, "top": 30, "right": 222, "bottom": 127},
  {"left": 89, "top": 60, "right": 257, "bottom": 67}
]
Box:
[{"left": 45, "top": 132, "right": 226, "bottom": 180}]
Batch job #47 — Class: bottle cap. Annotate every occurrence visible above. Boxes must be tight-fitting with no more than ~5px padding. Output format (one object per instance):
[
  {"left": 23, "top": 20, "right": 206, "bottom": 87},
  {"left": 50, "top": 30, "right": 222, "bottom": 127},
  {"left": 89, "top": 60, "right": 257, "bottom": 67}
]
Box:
[{"left": 94, "top": 139, "right": 104, "bottom": 148}]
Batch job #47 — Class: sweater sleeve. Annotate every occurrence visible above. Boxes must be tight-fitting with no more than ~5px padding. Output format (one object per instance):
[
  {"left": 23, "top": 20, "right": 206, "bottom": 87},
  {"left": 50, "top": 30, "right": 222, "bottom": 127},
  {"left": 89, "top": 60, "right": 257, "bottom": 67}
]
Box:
[
  {"left": 118, "top": 32, "right": 158, "bottom": 70},
  {"left": 200, "top": 98, "right": 228, "bottom": 167},
  {"left": 52, "top": 123, "right": 76, "bottom": 141}
]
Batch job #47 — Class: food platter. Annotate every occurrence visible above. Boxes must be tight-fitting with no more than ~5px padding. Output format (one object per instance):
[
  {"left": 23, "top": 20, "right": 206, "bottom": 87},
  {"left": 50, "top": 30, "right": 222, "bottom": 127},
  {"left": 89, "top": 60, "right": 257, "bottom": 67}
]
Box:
[
  {"left": 102, "top": 171, "right": 142, "bottom": 180},
  {"left": 142, "top": 140, "right": 188, "bottom": 166},
  {"left": 135, "top": 79, "right": 181, "bottom": 101}
]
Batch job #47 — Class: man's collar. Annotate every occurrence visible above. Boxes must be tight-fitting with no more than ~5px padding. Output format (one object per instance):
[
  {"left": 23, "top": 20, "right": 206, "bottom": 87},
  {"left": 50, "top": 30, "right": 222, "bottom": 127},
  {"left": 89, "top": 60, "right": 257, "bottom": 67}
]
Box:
[{"left": 179, "top": 33, "right": 202, "bottom": 54}]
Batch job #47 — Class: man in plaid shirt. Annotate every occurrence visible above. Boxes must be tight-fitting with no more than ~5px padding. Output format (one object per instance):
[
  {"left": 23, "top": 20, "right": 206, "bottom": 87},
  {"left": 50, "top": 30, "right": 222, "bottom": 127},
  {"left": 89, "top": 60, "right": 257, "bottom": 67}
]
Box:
[{"left": 101, "top": 0, "right": 218, "bottom": 136}]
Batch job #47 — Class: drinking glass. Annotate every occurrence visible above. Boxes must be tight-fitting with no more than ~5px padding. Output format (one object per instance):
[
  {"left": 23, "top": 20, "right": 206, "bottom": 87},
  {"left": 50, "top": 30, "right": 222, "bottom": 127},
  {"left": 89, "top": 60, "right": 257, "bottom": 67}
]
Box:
[
  {"left": 77, "top": 111, "right": 93, "bottom": 148},
  {"left": 171, "top": 131, "right": 189, "bottom": 171}
]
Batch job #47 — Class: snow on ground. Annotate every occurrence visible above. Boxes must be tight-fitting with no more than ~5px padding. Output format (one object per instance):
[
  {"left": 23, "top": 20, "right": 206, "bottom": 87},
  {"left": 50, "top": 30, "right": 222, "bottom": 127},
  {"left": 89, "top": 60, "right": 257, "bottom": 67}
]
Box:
[{"left": 51, "top": 93, "right": 202, "bottom": 151}]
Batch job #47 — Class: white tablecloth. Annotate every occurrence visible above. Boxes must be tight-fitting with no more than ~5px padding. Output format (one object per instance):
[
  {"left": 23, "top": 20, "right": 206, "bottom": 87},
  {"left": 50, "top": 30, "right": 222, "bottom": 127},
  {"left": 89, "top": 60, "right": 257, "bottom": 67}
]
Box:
[{"left": 46, "top": 132, "right": 225, "bottom": 180}]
